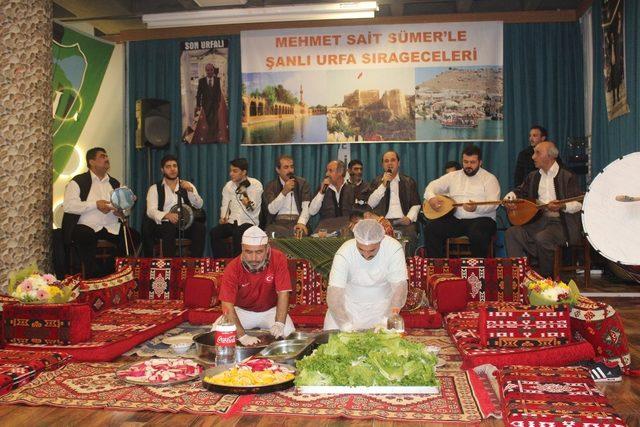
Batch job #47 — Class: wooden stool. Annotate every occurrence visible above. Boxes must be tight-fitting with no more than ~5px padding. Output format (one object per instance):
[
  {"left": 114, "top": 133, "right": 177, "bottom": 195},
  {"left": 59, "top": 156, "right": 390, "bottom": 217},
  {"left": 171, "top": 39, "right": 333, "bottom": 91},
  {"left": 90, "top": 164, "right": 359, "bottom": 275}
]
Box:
[
  {"left": 445, "top": 235, "right": 495, "bottom": 258},
  {"left": 153, "top": 238, "right": 193, "bottom": 257},
  {"left": 553, "top": 238, "right": 591, "bottom": 287}
]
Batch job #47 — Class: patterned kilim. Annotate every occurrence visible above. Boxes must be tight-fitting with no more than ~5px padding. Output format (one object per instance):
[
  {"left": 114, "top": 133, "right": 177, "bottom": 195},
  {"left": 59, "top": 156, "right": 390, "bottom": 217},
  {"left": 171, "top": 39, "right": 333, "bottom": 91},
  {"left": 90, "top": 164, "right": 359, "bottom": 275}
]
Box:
[
  {"left": 0, "top": 362, "right": 239, "bottom": 415},
  {"left": 270, "top": 238, "right": 348, "bottom": 280},
  {"left": 233, "top": 330, "right": 501, "bottom": 423},
  {"left": 499, "top": 365, "right": 627, "bottom": 426},
  {"left": 0, "top": 350, "right": 71, "bottom": 396}
]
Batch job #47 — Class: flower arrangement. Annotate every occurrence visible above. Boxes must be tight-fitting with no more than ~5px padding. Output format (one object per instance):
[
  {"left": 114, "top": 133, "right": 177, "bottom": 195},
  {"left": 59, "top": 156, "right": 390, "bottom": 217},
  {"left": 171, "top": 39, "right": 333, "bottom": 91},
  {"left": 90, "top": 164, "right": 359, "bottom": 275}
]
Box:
[
  {"left": 527, "top": 278, "right": 580, "bottom": 306},
  {"left": 8, "top": 264, "right": 78, "bottom": 304}
]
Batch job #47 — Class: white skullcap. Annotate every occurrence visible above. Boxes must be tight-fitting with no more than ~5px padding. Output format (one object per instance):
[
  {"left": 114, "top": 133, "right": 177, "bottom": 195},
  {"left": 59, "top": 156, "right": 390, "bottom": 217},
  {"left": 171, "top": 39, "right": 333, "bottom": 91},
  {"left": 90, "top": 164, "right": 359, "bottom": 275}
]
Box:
[
  {"left": 353, "top": 219, "right": 385, "bottom": 245},
  {"left": 242, "top": 226, "right": 268, "bottom": 246}
]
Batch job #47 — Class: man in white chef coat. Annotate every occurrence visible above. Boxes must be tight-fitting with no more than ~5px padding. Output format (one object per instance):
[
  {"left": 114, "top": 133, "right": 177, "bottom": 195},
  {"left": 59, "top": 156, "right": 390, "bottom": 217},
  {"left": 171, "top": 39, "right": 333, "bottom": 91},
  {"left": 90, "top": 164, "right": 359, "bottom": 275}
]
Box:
[{"left": 324, "top": 219, "right": 408, "bottom": 331}]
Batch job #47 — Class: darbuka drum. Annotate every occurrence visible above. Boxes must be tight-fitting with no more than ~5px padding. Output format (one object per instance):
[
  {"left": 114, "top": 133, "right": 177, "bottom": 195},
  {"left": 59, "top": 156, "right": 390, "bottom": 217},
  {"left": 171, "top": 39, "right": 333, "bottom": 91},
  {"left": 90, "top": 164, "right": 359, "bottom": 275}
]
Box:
[{"left": 582, "top": 152, "right": 640, "bottom": 281}]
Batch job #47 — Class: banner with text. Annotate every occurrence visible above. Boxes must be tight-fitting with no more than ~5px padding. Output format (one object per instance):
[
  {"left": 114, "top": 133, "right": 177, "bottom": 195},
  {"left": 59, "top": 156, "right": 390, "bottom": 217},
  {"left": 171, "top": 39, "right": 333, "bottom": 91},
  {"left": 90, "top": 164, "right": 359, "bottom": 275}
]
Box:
[{"left": 241, "top": 22, "right": 503, "bottom": 145}]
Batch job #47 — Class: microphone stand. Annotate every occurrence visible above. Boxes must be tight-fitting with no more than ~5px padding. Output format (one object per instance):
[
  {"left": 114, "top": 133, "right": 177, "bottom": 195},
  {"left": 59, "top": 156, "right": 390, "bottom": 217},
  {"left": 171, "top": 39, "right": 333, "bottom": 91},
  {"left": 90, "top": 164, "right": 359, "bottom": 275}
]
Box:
[{"left": 177, "top": 179, "right": 184, "bottom": 258}]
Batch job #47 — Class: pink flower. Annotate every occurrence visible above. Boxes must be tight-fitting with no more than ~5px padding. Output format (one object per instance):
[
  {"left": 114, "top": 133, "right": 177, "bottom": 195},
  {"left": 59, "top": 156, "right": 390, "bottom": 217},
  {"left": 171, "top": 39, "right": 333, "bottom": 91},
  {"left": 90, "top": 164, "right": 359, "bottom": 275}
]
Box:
[
  {"left": 42, "top": 274, "right": 57, "bottom": 284},
  {"left": 36, "top": 289, "right": 50, "bottom": 301},
  {"left": 19, "top": 280, "right": 33, "bottom": 292}
]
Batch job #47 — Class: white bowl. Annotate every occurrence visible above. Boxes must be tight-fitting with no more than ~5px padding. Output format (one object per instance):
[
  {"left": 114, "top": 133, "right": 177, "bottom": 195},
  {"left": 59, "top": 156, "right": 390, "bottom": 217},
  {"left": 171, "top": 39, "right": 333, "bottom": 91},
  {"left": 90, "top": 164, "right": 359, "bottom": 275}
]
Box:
[{"left": 170, "top": 342, "right": 192, "bottom": 354}]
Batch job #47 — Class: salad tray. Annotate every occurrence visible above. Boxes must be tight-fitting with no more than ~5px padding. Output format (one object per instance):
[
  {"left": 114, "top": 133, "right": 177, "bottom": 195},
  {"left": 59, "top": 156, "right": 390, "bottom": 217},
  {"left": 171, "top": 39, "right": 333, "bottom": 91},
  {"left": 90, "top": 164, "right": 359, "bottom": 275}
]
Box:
[{"left": 297, "top": 385, "right": 440, "bottom": 394}]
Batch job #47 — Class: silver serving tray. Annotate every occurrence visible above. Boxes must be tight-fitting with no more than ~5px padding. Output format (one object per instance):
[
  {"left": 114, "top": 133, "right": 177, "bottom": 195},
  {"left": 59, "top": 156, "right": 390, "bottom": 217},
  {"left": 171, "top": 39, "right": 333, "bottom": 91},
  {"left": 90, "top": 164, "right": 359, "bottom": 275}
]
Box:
[{"left": 255, "top": 339, "right": 316, "bottom": 363}]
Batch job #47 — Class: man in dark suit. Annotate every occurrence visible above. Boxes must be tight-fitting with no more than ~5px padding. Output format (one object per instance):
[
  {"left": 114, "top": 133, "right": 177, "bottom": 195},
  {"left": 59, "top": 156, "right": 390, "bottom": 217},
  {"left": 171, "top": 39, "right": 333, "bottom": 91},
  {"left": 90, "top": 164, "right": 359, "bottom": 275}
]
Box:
[
  {"left": 514, "top": 125, "right": 547, "bottom": 187},
  {"left": 195, "top": 63, "right": 222, "bottom": 142}
]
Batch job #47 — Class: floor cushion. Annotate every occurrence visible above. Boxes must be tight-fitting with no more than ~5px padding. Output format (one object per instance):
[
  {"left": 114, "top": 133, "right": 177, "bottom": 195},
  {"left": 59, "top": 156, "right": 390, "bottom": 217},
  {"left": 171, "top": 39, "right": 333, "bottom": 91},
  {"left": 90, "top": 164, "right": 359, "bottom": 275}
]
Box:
[
  {"left": 499, "top": 365, "right": 626, "bottom": 427},
  {"left": 445, "top": 311, "right": 595, "bottom": 369},
  {"left": 0, "top": 350, "right": 71, "bottom": 396},
  {"left": 77, "top": 266, "right": 136, "bottom": 317},
  {"left": 427, "top": 273, "right": 468, "bottom": 313}
]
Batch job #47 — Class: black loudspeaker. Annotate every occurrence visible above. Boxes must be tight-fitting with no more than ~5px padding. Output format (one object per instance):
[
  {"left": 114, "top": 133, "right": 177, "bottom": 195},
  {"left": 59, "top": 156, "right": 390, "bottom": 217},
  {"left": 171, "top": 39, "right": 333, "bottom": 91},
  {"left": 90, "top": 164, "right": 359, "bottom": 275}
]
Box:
[{"left": 135, "top": 99, "right": 171, "bottom": 149}]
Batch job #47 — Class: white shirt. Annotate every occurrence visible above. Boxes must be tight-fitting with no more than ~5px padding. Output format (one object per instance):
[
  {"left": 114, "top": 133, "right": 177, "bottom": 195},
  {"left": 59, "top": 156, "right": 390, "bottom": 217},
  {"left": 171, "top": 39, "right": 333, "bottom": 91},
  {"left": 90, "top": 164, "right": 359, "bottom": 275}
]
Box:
[
  {"left": 63, "top": 171, "right": 121, "bottom": 235},
  {"left": 328, "top": 236, "right": 407, "bottom": 328},
  {"left": 505, "top": 162, "right": 581, "bottom": 214},
  {"left": 308, "top": 182, "right": 345, "bottom": 216},
  {"left": 425, "top": 168, "right": 501, "bottom": 220},
  {"left": 146, "top": 179, "right": 204, "bottom": 225},
  {"left": 267, "top": 177, "right": 311, "bottom": 225},
  {"left": 367, "top": 174, "right": 420, "bottom": 222},
  {"left": 220, "top": 177, "right": 263, "bottom": 226}
]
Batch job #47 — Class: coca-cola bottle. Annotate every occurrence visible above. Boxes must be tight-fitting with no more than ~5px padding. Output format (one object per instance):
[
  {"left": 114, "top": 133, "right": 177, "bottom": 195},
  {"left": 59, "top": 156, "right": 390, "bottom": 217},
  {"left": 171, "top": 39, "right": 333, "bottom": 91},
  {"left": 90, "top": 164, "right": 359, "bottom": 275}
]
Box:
[{"left": 214, "top": 311, "right": 237, "bottom": 368}]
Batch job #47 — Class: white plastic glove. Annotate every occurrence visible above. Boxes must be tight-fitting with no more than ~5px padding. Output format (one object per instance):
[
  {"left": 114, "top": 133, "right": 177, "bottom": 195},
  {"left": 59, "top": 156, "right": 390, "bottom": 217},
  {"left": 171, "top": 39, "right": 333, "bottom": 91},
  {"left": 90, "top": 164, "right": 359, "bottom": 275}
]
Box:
[
  {"left": 270, "top": 321, "right": 286, "bottom": 338},
  {"left": 238, "top": 334, "right": 261, "bottom": 346}
]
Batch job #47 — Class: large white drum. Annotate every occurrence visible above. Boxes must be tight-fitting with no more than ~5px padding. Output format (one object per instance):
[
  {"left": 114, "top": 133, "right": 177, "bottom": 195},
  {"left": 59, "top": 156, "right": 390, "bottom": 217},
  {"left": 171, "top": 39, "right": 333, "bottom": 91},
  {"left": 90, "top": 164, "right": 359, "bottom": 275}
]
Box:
[{"left": 582, "top": 152, "right": 640, "bottom": 268}]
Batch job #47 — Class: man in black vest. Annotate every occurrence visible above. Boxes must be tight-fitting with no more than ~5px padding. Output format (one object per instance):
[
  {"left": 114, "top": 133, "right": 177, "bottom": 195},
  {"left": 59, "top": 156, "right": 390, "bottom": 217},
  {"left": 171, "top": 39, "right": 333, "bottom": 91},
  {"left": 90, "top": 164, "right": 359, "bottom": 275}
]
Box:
[
  {"left": 308, "top": 160, "right": 356, "bottom": 234},
  {"left": 145, "top": 154, "right": 205, "bottom": 257},
  {"left": 62, "top": 147, "right": 128, "bottom": 278},
  {"left": 263, "top": 155, "right": 312, "bottom": 238},
  {"left": 505, "top": 141, "right": 583, "bottom": 277},
  {"left": 367, "top": 150, "right": 421, "bottom": 256}
]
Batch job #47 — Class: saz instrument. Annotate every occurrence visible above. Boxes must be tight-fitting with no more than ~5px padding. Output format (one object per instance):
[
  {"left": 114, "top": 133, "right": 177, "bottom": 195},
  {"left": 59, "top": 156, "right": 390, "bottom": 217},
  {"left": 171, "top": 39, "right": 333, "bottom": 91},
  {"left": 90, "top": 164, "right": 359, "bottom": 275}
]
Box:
[
  {"left": 506, "top": 195, "right": 584, "bottom": 226},
  {"left": 422, "top": 195, "right": 505, "bottom": 220}
]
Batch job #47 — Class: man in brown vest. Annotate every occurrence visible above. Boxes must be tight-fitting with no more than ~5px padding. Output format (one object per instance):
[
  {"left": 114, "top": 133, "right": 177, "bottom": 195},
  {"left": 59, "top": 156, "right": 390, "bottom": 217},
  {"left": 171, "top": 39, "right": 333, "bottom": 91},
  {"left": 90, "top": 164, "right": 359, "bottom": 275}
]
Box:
[
  {"left": 308, "top": 160, "right": 356, "bottom": 235},
  {"left": 263, "top": 155, "right": 312, "bottom": 238}
]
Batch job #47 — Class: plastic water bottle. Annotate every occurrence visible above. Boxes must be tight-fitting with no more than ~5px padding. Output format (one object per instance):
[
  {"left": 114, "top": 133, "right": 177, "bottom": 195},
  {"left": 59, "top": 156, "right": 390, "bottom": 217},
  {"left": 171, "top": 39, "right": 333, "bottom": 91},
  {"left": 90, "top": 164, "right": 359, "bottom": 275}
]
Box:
[
  {"left": 215, "top": 312, "right": 237, "bottom": 367},
  {"left": 387, "top": 307, "right": 405, "bottom": 334}
]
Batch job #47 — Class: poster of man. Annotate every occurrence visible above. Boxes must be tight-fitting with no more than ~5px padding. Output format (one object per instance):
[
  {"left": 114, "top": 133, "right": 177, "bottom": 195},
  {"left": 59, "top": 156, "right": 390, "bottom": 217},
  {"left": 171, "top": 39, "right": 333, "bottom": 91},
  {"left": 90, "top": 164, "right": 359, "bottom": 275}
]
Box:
[
  {"left": 180, "top": 39, "right": 229, "bottom": 144},
  {"left": 602, "top": 0, "right": 629, "bottom": 121}
]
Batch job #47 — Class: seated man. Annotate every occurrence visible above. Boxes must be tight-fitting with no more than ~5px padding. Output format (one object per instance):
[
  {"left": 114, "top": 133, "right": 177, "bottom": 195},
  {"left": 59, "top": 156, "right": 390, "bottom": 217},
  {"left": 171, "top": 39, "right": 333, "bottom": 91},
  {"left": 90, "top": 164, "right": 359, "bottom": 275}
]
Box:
[
  {"left": 308, "top": 160, "right": 356, "bottom": 235},
  {"left": 210, "top": 158, "right": 262, "bottom": 258},
  {"left": 218, "top": 226, "right": 295, "bottom": 345},
  {"left": 444, "top": 160, "right": 461, "bottom": 175},
  {"left": 423, "top": 144, "right": 500, "bottom": 258},
  {"left": 324, "top": 219, "right": 408, "bottom": 331},
  {"left": 62, "top": 147, "right": 134, "bottom": 278},
  {"left": 263, "top": 155, "right": 312, "bottom": 238},
  {"left": 347, "top": 159, "right": 370, "bottom": 204},
  {"left": 504, "top": 141, "right": 582, "bottom": 277},
  {"left": 145, "top": 154, "right": 205, "bottom": 257},
  {"left": 367, "top": 150, "right": 421, "bottom": 255}
]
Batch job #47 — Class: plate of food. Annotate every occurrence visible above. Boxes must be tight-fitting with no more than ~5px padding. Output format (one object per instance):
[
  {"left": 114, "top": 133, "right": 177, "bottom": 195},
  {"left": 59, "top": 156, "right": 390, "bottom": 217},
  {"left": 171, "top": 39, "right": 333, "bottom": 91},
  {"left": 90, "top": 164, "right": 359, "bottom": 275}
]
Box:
[
  {"left": 116, "top": 358, "right": 203, "bottom": 386},
  {"left": 202, "top": 358, "right": 295, "bottom": 394}
]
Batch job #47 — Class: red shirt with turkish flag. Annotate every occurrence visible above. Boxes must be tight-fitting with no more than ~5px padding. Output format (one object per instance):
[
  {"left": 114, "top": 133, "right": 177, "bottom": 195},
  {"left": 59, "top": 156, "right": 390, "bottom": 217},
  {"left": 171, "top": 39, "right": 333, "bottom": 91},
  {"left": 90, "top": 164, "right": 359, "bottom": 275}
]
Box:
[{"left": 219, "top": 248, "right": 292, "bottom": 312}]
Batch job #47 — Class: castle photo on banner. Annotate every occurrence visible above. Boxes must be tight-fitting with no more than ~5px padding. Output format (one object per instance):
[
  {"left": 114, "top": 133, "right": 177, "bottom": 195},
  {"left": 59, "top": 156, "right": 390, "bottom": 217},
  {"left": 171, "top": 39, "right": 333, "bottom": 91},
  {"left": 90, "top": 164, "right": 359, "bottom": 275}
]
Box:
[
  {"left": 180, "top": 39, "right": 230, "bottom": 144},
  {"left": 240, "top": 22, "right": 503, "bottom": 145}
]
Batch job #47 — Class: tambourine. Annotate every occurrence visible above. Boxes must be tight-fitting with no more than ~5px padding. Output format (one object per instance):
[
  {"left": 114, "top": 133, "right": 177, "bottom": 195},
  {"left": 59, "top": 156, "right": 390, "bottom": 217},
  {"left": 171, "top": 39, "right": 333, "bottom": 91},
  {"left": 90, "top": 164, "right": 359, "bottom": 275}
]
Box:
[
  {"left": 170, "top": 203, "right": 194, "bottom": 231},
  {"left": 110, "top": 187, "right": 136, "bottom": 214}
]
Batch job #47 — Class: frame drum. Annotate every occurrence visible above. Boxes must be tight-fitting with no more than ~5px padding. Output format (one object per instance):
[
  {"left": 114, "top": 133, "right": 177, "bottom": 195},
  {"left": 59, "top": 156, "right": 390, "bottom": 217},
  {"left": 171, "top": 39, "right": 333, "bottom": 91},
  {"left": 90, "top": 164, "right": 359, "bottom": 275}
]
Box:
[{"left": 582, "top": 152, "right": 640, "bottom": 278}]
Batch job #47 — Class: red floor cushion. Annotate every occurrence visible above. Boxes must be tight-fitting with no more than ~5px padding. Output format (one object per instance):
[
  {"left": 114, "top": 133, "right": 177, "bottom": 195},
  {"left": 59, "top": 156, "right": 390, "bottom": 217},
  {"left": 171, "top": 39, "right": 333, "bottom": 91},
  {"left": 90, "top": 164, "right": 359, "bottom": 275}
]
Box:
[
  {"left": 478, "top": 303, "right": 571, "bottom": 348},
  {"left": 184, "top": 272, "right": 223, "bottom": 308},
  {"left": 3, "top": 300, "right": 186, "bottom": 362},
  {"left": 445, "top": 311, "right": 595, "bottom": 369},
  {"left": 0, "top": 349, "right": 71, "bottom": 396},
  {"left": 570, "top": 296, "right": 631, "bottom": 370},
  {"left": 498, "top": 365, "right": 626, "bottom": 427},
  {"left": 427, "top": 273, "right": 468, "bottom": 313},
  {"left": 77, "top": 266, "right": 136, "bottom": 317},
  {"left": 2, "top": 302, "right": 92, "bottom": 346}
]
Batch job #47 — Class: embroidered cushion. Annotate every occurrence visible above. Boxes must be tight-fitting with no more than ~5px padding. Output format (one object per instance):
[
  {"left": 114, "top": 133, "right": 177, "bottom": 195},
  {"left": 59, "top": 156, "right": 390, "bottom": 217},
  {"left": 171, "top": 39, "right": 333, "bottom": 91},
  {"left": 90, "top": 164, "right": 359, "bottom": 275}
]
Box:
[
  {"left": 427, "top": 273, "right": 468, "bottom": 313},
  {"left": 478, "top": 303, "right": 572, "bottom": 348},
  {"left": 77, "top": 266, "right": 136, "bottom": 315}
]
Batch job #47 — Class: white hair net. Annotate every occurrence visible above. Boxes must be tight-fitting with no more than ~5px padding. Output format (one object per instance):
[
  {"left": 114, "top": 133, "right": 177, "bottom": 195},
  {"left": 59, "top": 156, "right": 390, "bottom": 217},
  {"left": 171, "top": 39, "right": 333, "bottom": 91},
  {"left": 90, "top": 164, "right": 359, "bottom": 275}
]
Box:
[{"left": 353, "top": 219, "right": 385, "bottom": 244}]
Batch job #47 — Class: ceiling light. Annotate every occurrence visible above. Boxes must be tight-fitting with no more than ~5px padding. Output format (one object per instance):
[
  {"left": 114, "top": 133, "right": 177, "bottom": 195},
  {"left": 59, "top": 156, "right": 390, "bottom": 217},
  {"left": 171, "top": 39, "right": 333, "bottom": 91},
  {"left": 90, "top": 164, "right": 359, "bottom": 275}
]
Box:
[{"left": 142, "top": 2, "right": 378, "bottom": 28}]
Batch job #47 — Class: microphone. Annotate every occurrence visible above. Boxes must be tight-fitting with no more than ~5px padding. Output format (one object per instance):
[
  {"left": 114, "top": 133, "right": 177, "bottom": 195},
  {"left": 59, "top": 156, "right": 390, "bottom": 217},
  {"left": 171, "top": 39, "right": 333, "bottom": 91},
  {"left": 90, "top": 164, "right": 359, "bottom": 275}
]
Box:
[
  {"left": 286, "top": 173, "right": 296, "bottom": 187},
  {"left": 384, "top": 168, "right": 392, "bottom": 188},
  {"left": 321, "top": 175, "right": 330, "bottom": 194}
]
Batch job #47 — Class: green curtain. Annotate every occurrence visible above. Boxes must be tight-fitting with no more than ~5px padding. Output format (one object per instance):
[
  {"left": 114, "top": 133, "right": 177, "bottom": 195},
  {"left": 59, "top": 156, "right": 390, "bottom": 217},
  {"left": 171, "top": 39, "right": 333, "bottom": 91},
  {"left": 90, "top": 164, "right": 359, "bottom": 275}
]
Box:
[
  {"left": 127, "top": 23, "right": 584, "bottom": 253},
  {"left": 591, "top": 0, "right": 640, "bottom": 174}
]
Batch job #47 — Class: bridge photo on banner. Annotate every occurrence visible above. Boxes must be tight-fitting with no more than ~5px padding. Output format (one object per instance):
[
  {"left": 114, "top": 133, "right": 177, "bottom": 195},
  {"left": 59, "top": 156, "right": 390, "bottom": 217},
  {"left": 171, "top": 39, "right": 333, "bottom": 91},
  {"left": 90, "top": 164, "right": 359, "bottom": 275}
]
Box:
[{"left": 241, "top": 22, "right": 503, "bottom": 145}]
